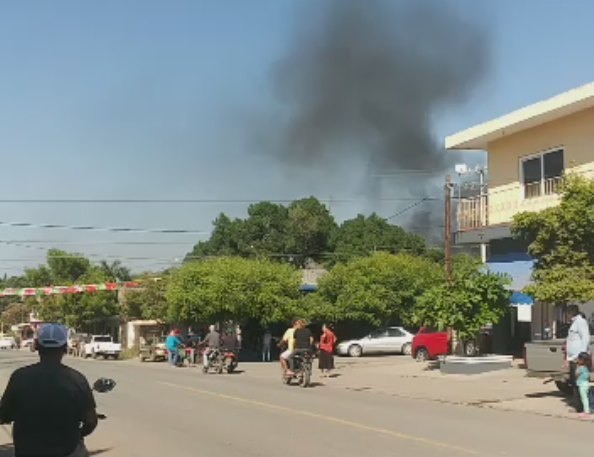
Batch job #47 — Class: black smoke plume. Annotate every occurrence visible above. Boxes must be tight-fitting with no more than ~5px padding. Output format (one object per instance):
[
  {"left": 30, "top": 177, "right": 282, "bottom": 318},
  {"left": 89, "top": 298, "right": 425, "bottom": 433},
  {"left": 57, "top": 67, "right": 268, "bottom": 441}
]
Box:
[{"left": 263, "top": 0, "right": 490, "bottom": 241}]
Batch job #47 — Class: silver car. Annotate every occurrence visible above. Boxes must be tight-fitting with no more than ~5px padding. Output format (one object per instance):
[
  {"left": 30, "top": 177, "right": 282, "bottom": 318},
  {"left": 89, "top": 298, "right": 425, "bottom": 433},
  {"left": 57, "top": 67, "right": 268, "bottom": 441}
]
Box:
[{"left": 336, "top": 327, "right": 414, "bottom": 357}]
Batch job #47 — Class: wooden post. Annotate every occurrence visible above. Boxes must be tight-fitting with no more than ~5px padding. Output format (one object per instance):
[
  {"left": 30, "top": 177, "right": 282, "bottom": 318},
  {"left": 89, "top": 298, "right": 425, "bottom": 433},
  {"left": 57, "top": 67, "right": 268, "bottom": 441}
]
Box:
[{"left": 445, "top": 175, "right": 457, "bottom": 354}]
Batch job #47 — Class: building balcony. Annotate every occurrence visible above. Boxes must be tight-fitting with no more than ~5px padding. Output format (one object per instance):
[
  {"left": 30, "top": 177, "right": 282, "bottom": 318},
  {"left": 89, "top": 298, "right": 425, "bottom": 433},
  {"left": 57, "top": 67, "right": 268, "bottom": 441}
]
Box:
[{"left": 457, "top": 177, "right": 563, "bottom": 232}]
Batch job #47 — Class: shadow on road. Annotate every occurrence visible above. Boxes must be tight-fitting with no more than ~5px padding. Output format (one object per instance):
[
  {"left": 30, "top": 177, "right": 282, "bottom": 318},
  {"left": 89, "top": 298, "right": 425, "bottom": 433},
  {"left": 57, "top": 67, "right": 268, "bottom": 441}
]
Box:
[
  {"left": 0, "top": 443, "right": 113, "bottom": 456},
  {"left": 89, "top": 447, "right": 113, "bottom": 455},
  {"left": 525, "top": 390, "right": 575, "bottom": 409}
]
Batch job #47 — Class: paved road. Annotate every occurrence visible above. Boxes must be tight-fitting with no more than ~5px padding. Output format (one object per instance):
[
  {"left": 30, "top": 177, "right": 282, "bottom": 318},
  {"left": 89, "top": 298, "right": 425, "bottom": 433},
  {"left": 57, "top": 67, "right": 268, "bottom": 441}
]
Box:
[{"left": 0, "top": 351, "right": 590, "bottom": 457}]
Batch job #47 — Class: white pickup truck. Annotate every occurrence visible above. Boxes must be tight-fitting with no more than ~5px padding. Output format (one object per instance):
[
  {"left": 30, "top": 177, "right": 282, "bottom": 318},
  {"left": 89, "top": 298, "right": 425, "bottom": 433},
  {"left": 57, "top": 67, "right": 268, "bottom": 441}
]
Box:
[{"left": 84, "top": 335, "right": 122, "bottom": 360}]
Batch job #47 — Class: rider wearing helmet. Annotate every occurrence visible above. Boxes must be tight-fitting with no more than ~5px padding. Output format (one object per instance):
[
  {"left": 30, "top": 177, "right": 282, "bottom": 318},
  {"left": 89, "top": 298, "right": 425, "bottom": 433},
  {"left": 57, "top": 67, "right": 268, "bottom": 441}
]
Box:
[{"left": 0, "top": 323, "right": 98, "bottom": 457}]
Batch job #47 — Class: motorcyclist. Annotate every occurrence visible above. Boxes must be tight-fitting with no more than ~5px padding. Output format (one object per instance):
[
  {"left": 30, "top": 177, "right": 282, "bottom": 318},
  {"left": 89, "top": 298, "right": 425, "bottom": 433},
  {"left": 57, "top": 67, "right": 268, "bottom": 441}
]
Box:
[
  {"left": 201, "top": 325, "right": 221, "bottom": 369},
  {"left": 222, "top": 328, "right": 241, "bottom": 354},
  {"left": 288, "top": 319, "right": 314, "bottom": 373},
  {"left": 0, "top": 323, "right": 98, "bottom": 457},
  {"left": 279, "top": 318, "right": 300, "bottom": 376}
]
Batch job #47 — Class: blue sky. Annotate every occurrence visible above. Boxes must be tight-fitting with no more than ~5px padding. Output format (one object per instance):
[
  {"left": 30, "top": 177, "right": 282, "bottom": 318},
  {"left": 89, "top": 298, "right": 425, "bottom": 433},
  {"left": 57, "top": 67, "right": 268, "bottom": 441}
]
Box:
[{"left": 0, "top": 0, "right": 593, "bottom": 277}]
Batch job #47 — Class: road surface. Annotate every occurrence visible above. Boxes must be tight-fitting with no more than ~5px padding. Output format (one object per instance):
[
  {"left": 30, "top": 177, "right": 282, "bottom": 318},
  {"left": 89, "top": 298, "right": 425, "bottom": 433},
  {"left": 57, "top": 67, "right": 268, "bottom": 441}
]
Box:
[{"left": 0, "top": 350, "right": 589, "bottom": 457}]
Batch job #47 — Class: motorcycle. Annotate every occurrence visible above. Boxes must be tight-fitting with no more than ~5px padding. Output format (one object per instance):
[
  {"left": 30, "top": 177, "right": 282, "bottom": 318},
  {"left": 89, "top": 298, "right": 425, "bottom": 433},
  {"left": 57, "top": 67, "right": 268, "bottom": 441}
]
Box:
[
  {"left": 202, "top": 348, "right": 224, "bottom": 374},
  {"left": 223, "top": 350, "right": 238, "bottom": 373},
  {"left": 282, "top": 351, "right": 313, "bottom": 387}
]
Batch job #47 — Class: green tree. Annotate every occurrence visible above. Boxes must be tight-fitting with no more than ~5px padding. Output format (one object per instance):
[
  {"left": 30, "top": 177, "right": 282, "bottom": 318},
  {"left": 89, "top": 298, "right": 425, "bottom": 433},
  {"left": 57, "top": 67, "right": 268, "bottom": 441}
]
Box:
[
  {"left": 411, "top": 255, "right": 511, "bottom": 340},
  {"left": 314, "top": 252, "right": 442, "bottom": 326},
  {"left": 46, "top": 249, "right": 93, "bottom": 283},
  {"left": 185, "top": 214, "right": 248, "bottom": 260},
  {"left": 285, "top": 197, "right": 337, "bottom": 265},
  {"left": 244, "top": 202, "right": 289, "bottom": 257},
  {"left": 167, "top": 257, "right": 301, "bottom": 325},
  {"left": 23, "top": 251, "right": 126, "bottom": 329},
  {"left": 329, "top": 213, "right": 427, "bottom": 265},
  {"left": 1, "top": 302, "right": 32, "bottom": 327},
  {"left": 98, "top": 260, "right": 132, "bottom": 282},
  {"left": 511, "top": 174, "right": 594, "bottom": 303},
  {"left": 123, "top": 278, "right": 169, "bottom": 321}
]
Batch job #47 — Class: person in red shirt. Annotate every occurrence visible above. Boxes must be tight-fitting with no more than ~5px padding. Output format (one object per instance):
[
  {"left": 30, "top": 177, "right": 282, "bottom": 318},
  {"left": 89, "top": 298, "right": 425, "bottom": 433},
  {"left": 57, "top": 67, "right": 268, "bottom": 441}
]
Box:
[{"left": 318, "top": 324, "right": 337, "bottom": 377}]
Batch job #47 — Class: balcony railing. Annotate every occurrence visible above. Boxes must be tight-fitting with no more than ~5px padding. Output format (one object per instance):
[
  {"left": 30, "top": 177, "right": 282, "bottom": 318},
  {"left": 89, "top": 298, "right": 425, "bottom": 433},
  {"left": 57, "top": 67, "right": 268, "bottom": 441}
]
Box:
[
  {"left": 457, "top": 176, "right": 564, "bottom": 232},
  {"left": 524, "top": 176, "right": 563, "bottom": 199},
  {"left": 457, "top": 194, "right": 488, "bottom": 231}
]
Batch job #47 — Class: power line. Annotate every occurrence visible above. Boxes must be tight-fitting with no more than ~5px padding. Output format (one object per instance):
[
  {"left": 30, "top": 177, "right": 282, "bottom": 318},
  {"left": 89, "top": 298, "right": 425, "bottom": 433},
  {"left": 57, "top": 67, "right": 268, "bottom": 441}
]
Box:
[
  {"left": 0, "top": 197, "right": 441, "bottom": 204},
  {"left": 0, "top": 240, "right": 196, "bottom": 245},
  {"left": 0, "top": 221, "right": 210, "bottom": 235},
  {"left": 385, "top": 198, "right": 430, "bottom": 221}
]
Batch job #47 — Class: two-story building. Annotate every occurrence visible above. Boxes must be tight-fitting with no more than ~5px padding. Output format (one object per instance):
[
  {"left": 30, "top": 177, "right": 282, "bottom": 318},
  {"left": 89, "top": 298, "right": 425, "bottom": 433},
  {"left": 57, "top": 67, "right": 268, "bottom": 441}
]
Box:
[{"left": 445, "top": 82, "right": 594, "bottom": 349}]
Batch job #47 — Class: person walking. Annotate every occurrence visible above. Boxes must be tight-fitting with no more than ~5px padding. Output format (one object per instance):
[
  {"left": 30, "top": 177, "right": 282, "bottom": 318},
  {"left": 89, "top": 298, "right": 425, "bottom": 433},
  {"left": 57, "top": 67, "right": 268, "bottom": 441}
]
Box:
[
  {"left": 262, "top": 329, "right": 272, "bottom": 362},
  {"left": 565, "top": 305, "right": 591, "bottom": 412},
  {"left": 318, "top": 324, "right": 337, "bottom": 377}
]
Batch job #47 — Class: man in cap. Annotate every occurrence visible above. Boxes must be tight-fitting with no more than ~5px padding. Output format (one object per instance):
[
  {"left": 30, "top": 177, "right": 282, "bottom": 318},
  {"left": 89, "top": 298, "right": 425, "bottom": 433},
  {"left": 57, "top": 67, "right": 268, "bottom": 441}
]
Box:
[{"left": 0, "top": 323, "right": 98, "bottom": 457}]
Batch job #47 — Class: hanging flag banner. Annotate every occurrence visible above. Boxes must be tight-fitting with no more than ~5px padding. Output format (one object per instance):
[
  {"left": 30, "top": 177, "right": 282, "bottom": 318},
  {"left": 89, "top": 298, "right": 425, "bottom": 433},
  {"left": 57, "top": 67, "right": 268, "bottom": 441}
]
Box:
[{"left": 0, "top": 282, "right": 141, "bottom": 297}]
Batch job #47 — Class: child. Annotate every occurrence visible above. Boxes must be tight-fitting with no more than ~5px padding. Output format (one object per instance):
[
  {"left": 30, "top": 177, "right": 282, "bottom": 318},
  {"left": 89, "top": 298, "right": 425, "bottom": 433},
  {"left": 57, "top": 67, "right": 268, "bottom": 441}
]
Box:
[{"left": 576, "top": 352, "right": 591, "bottom": 418}]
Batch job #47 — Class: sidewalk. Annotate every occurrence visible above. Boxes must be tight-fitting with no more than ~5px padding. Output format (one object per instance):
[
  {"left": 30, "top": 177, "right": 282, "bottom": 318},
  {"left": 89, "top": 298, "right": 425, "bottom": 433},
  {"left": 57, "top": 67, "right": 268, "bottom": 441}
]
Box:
[
  {"left": 327, "top": 357, "right": 580, "bottom": 419},
  {"left": 246, "top": 356, "right": 580, "bottom": 420}
]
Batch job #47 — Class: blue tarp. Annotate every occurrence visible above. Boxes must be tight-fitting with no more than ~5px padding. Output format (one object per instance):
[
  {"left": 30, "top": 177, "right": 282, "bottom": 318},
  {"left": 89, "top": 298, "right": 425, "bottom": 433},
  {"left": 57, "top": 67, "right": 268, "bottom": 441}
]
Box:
[
  {"left": 300, "top": 285, "right": 317, "bottom": 292},
  {"left": 510, "top": 291, "right": 534, "bottom": 306}
]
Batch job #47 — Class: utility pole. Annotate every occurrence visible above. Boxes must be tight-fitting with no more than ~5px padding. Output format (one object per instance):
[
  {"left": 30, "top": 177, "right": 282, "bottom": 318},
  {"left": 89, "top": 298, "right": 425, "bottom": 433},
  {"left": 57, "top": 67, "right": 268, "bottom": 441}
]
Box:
[
  {"left": 445, "top": 175, "right": 453, "bottom": 282},
  {"left": 445, "top": 174, "right": 457, "bottom": 355}
]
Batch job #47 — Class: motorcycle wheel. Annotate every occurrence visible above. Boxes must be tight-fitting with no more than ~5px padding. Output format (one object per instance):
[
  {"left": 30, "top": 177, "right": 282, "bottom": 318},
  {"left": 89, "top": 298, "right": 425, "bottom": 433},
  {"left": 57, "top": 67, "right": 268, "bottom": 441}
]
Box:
[
  {"left": 300, "top": 367, "right": 311, "bottom": 388},
  {"left": 202, "top": 365, "right": 208, "bottom": 374}
]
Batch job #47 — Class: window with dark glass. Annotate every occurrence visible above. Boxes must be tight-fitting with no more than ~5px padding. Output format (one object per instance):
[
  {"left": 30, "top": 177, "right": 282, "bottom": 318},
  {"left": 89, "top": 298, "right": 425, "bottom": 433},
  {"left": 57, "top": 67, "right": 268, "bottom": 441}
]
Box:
[{"left": 521, "top": 149, "right": 564, "bottom": 199}]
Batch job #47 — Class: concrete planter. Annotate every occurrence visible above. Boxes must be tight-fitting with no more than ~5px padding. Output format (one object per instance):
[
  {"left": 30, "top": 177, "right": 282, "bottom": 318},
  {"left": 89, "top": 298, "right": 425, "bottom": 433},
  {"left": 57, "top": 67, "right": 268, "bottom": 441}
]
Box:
[{"left": 439, "top": 355, "right": 514, "bottom": 375}]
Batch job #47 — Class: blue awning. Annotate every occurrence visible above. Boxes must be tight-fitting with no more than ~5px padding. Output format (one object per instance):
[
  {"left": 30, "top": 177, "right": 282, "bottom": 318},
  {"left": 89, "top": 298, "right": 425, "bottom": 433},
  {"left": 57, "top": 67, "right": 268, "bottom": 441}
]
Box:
[
  {"left": 487, "top": 253, "right": 534, "bottom": 291},
  {"left": 510, "top": 291, "right": 534, "bottom": 306}
]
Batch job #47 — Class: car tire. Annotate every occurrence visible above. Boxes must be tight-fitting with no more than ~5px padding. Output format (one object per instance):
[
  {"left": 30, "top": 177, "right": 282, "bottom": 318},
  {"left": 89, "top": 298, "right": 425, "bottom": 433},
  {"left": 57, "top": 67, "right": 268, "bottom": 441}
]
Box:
[
  {"left": 415, "top": 348, "right": 429, "bottom": 362},
  {"left": 464, "top": 340, "right": 477, "bottom": 357},
  {"left": 401, "top": 343, "right": 412, "bottom": 356},
  {"left": 348, "top": 344, "right": 362, "bottom": 357}
]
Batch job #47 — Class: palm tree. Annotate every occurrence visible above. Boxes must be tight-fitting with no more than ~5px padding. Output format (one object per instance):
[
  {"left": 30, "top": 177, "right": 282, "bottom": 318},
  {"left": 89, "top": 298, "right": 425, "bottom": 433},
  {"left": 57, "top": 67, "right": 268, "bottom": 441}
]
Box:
[{"left": 99, "top": 260, "right": 132, "bottom": 283}]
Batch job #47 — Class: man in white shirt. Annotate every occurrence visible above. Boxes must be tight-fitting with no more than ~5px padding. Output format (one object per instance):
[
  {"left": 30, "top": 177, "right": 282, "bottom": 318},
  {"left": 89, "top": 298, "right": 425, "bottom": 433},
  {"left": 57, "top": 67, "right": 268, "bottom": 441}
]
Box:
[{"left": 565, "top": 305, "right": 591, "bottom": 412}]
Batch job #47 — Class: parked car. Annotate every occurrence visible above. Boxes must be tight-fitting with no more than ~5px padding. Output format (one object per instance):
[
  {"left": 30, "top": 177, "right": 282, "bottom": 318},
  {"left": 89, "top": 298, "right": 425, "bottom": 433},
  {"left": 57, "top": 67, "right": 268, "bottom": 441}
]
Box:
[
  {"left": 411, "top": 327, "right": 449, "bottom": 362},
  {"left": 83, "top": 335, "right": 122, "bottom": 360},
  {"left": 0, "top": 337, "right": 16, "bottom": 350},
  {"left": 139, "top": 336, "right": 167, "bottom": 362},
  {"left": 336, "top": 327, "right": 415, "bottom": 357}
]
